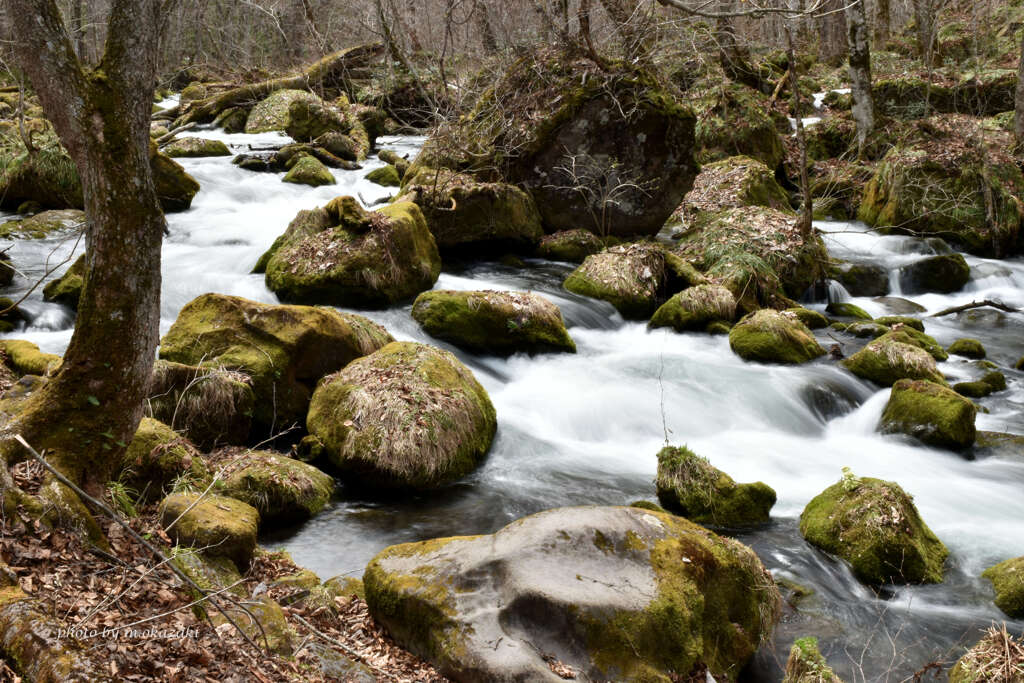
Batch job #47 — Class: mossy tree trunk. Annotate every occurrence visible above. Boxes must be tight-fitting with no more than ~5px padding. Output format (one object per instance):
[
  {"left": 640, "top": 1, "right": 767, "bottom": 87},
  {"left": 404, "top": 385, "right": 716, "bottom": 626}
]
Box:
[
  {"left": 1015, "top": 28, "right": 1024, "bottom": 149},
  {"left": 4, "top": 0, "right": 168, "bottom": 495},
  {"left": 846, "top": 0, "right": 875, "bottom": 157}
]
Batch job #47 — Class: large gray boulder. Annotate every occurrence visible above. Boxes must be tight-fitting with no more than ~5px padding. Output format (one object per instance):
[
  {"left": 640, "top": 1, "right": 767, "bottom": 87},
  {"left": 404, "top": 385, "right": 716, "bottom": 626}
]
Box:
[{"left": 364, "top": 505, "right": 781, "bottom": 682}]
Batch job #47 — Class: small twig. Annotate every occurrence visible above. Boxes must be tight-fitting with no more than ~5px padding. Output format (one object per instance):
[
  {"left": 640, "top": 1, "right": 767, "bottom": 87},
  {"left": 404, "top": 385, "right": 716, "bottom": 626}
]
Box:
[{"left": 292, "top": 613, "right": 403, "bottom": 682}]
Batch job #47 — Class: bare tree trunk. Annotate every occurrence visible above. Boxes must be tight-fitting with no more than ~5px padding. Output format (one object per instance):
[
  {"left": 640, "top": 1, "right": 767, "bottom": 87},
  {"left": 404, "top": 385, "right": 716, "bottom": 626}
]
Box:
[
  {"left": 875, "top": 0, "right": 891, "bottom": 45},
  {"left": 597, "top": 0, "right": 652, "bottom": 63},
  {"left": 4, "top": 0, "right": 167, "bottom": 495},
  {"left": 817, "top": 0, "right": 847, "bottom": 66},
  {"left": 786, "top": 1, "right": 812, "bottom": 237},
  {"left": 847, "top": 0, "right": 875, "bottom": 157},
  {"left": 912, "top": 0, "right": 937, "bottom": 68},
  {"left": 71, "top": 0, "right": 86, "bottom": 59},
  {"left": 477, "top": 3, "right": 499, "bottom": 54},
  {"left": 715, "top": 0, "right": 762, "bottom": 89},
  {"left": 1016, "top": 28, "right": 1024, "bottom": 148}
]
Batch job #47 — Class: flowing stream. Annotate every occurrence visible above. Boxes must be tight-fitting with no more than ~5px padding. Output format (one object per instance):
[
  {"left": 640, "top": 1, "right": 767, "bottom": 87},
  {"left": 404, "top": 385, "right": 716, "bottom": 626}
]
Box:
[{"left": 1, "top": 121, "right": 1022, "bottom": 680}]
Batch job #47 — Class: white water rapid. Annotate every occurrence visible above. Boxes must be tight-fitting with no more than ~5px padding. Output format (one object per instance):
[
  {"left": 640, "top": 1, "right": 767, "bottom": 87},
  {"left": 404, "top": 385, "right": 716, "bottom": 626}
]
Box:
[{"left": 1, "top": 123, "right": 1021, "bottom": 680}]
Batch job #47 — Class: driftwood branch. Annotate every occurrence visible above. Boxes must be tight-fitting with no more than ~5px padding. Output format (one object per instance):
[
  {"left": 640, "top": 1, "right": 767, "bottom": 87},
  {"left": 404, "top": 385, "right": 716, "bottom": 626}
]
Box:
[
  {"left": 929, "top": 299, "right": 1020, "bottom": 317},
  {"left": 177, "top": 42, "right": 384, "bottom": 126}
]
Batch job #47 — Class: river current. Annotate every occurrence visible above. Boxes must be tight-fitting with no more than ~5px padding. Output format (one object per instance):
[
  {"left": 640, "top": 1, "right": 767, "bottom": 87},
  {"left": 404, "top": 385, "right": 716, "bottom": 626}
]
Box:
[{"left": 1, "top": 112, "right": 1022, "bottom": 680}]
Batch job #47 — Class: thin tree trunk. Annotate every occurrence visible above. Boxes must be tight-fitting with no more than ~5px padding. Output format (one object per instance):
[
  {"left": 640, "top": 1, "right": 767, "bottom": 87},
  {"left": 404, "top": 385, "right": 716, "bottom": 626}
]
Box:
[
  {"left": 5, "top": 0, "right": 166, "bottom": 494},
  {"left": 875, "top": 0, "right": 891, "bottom": 45},
  {"left": 715, "top": 0, "right": 762, "bottom": 89},
  {"left": 846, "top": 0, "right": 875, "bottom": 157},
  {"left": 71, "top": 0, "right": 86, "bottom": 59},
  {"left": 597, "top": 0, "right": 651, "bottom": 63},
  {"left": 817, "top": 0, "right": 847, "bottom": 66},
  {"left": 477, "top": 3, "right": 499, "bottom": 54},
  {"left": 787, "top": 1, "right": 813, "bottom": 237},
  {"left": 912, "top": 0, "right": 937, "bottom": 68},
  {"left": 1015, "top": 28, "right": 1024, "bottom": 148}
]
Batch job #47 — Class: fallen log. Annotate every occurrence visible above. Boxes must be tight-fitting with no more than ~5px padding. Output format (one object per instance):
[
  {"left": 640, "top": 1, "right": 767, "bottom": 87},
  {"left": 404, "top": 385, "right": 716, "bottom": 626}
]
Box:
[
  {"left": 929, "top": 299, "right": 1020, "bottom": 317},
  {"left": 177, "top": 43, "right": 384, "bottom": 126}
]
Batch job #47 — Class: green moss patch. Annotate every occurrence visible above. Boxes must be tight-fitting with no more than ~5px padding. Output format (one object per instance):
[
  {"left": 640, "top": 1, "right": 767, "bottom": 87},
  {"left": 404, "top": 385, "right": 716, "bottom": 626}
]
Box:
[
  {"left": 841, "top": 331, "right": 945, "bottom": 387},
  {"left": 649, "top": 284, "right": 737, "bottom": 333},
  {"left": 564, "top": 243, "right": 667, "bottom": 319},
  {"left": 221, "top": 450, "right": 334, "bottom": 525},
  {"left": 879, "top": 379, "right": 977, "bottom": 449},
  {"left": 160, "top": 493, "right": 259, "bottom": 569},
  {"left": 982, "top": 556, "right": 1024, "bottom": 619},
  {"left": 729, "top": 309, "right": 825, "bottom": 365}
]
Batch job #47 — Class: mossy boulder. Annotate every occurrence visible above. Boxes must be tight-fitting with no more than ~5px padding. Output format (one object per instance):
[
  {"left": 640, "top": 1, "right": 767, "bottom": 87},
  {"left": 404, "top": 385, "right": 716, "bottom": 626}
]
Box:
[
  {"left": 729, "top": 310, "right": 825, "bottom": 365},
  {"left": 158, "top": 293, "right": 393, "bottom": 435},
  {"left": 411, "top": 290, "right": 575, "bottom": 355},
  {"left": 799, "top": 474, "right": 948, "bottom": 584},
  {"left": 536, "top": 229, "right": 605, "bottom": 263},
  {"left": 673, "top": 155, "right": 791, "bottom": 226},
  {"left": 825, "top": 301, "right": 872, "bottom": 320},
  {"left": 879, "top": 379, "right": 977, "bottom": 449},
  {"left": 845, "top": 321, "right": 888, "bottom": 339},
  {"left": 954, "top": 371, "right": 1006, "bottom": 399},
  {"left": 0, "top": 298, "right": 27, "bottom": 334},
  {"left": 655, "top": 446, "right": 775, "bottom": 527},
  {"left": 981, "top": 556, "right": 1024, "bottom": 619},
  {"left": 874, "top": 315, "right": 925, "bottom": 331},
  {"left": 163, "top": 137, "right": 231, "bottom": 158},
  {"left": 213, "top": 106, "right": 248, "bottom": 133},
  {"left": 695, "top": 82, "right": 786, "bottom": 170},
  {"left": 41, "top": 253, "right": 85, "bottom": 310},
  {"left": 898, "top": 254, "right": 970, "bottom": 294},
  {"left": 366, "top": 165, "right": 401, "bottom": 187},
  {"left": 378, "top": 149, "right": 409, "bottom": 179},
  {"left": 0, "top": 339, "right": 60, "bottom": 377},
  {"left": 282, "top": 154, "right": 336, "bottom": 187},
  {"left": 260, "top": 197, "right": 440, "bottom": 307},
  {"left": 171, "top": 549, "right": 245, "bottom": 599},
  {"left": 0, "top": 253, "right": 13, "bottom": 287},
  {"left": 306, "top": 341, "right": 496, "bottom": 490},
  {"left": 221, "top": 450, "right": 334, "bottom": 525},
  {"left": 947, "top": 338, "right": 986, "bottom": 359},
  {"left": 284, "top": 96, "right": 349, "bottom": 142},
  {"left": 782, "top": 637, "right": 844, "bottom": 682},
  {"left": 859, "top": 143, "right": 1024, "bottom": 257},
  {"left": 0, "top": 119, "right": 84, "bottom": 210},
  {"left": 160, "top": 493, "right": 259, "bottom": 569},
  {"left": 563, "top": 243, "right": 668, "bottom": 319},
  {"left": 398, "top": 167, "right": 543, "bottom": 252},
  {"left": 0, "top": 209, "right": 85, "bottom": 239},
  {"left": 145, "top": 359, "right": 255, "bottom": 448},
  {"left": 841, "top": 331, "right": 946, "bottom": 387},
  {"left": 120, "top": 418, "right": 209, "bottom": 502},
  {"left": 363, "top": 505, "right": 780, "bottom": 681},
  {"left": 649, "top": 284, "right": 736, "bottom": 333},
  {"left": 151, "top": 144, "right": 201, "bottom": 212},
  {"left": 785, "top": 307, "right": 829, "bottom": 330},
  {"left": 245, "top": 89, "right": 320, "bottom": 133},
  {"left": 831, "top": 262, "right": 889, "bottom": 297}
]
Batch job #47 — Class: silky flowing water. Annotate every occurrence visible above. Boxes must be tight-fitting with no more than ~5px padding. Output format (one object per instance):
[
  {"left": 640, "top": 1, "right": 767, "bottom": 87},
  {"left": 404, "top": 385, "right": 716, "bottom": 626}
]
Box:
[{"left": 2, "top": 119, "right": 1022, "bottom": 680}]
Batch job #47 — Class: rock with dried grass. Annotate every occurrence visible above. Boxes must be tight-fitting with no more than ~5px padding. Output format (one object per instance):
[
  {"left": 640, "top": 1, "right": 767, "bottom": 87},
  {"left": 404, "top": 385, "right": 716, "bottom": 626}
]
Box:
[
  {"left": 649, "top": 284, "right": 737, "bottom": 333},
  {"left": 244, "top": 89, "right": 320, "bottom": 134},
  {"left": 146, "top": 360, "right": 255, "bottom": 448},
  {"left": 879, "top": 379, "right": 977, "bottom": 450},
  {"left": 982, "top": 556, "right": 1024, "bottom": 619},
  {"left": 397, "top": 167, "right": 543, "bottom": 253},
  {"left": 655, "top": 446, "right": 775, "bottom": 527},
  {"left": 119, "top": 418, "right": 209, "bottom": 503},
  {"left": 782, "top": 637, "right": 844, "bottom": 683},
  {"left": 160, "top": 493, "right": 260, "bottom": 569},
  {"left": 364, "top": 505, "right": 781, "bottom": 681},
  {"left": 221, "top": 451, "right": 334, "bottom": 525},
  {"left": 673, "top": 155, "right": 792, "bottom": 228},
  {"left": 411, "top": 290, "right": 575, "bottom": 355},
  {"left": 306, "top": 341, "right": 496, "bottom": 490},
  {"left": 949, "top": 625, "right": 1024, "bottom": 682},
  {"left": 563, "top": 243, "right": 669, "bottom": 319},
  {"left": 162, "top": 136, "right": 231, "bottom": 158},
  {"left": 259, "top": 196, "right": 440, "bottom": 308},
  {"left": 841, "top": 331, "right": 947, "bottom": 387},
  {"left": 535, "top": 229, "right": 606, "bottom": 263},
  {"left": 799, "top": 473, "right": 948, "bottom": 585},
  {"left": 729, "top": 310, "right": 826, "bottom": 365},
  {"left": 159, "top": 293, "right": 393, "bottom": 437}
]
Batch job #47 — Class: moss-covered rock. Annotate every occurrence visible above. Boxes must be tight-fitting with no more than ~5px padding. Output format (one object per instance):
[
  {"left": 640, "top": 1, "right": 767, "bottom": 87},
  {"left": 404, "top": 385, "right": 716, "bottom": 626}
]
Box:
[
  {"left": 151, "top": 143, "right": 201, "bottom": 213},
  {"left": 953, "top": 371, "right": 1007, "bottom": 398},
  {"left": 948, "top": 338, "right": 986, "bottom": 359},
  {"left": 673, "top": 156, "right": 791, "bottom": 227},
  {"left": 306, "top": 341, "right": 496, "bottom": 490},
  {"left": 282, "top": 154, "right": 336, "bottom": 187},
  {"left": 245, "top": 89, "right": 320, "bottom": 133},
  {"left": 170, "top": 548, "right": 246, "bottom": 599},
  {"left": 695, "top": 82, "right": 786, "bottom": 170},
  {"left": 163, "top": 137, "right": 231, "bottom": 158},
  {"left": 0, "top": 209, "right": 86, "bottom": 240},
  {"left": 378, "top": 149, "right": 409, "bottom": 179},
  {"left": 0, "top": 253, "right": 13, "bottom": 288},
  {"left": 363, "top": 505, "right": 780, "bottom": 681},
  {"left": 412, "top": 290, "right": 575, "bottom": 355},
  {"left": 782, "top": 637, "right": 844, "bottom": 683},
  {"left": 879, "top": 379, "right": 976, "bottom": 449},
  {"left": 563, "top": 243, "right": 668, "bottom": 319},
  {"left": 874, "top": 316, "right": 925, "bottom": 332},
  {"left": 213, "top": 595, "right": 296, "bottom": 655},
  {"left": 729, "top": 309, "right": 825, "bottom": 364},
  {"left": 649, "top": 284, "right": 736, "bottom": 333},
  {"left": 859, "top": 142, "right": 1024, "bottom": 257},
  {"left": 221, "top": 450, "right": 334, "bottom": 525},
  {"left": 120, "top": 418, "right": 209, "bottom": 502},
  {"left": 981, "top": 556, "right": 1024, "bottom": 619},
  {"left": 831, "top": 262, "right": 889, "bottom": 297},
  {"left": 841, "top": 331, "right": 946, "bottom": 387},
  {"left": 41, "top": 253, "right": 85, "bottom": 310},
  {"left": 825, "top": 301, "right": 872, "bottom": 320},
  {"left": 398, "top": 167, "right": 543, "bottom": 252},
  {"left": 536, "top": 229, "right": 605, "bottom": 263},
  {"left": 0, "top": 339, "right": 60, "bottom": 377},
  {"left": 261, "top": 197, "right": 440, "bottom": 307},
  {"left": 0, "top": 297, "right": 27, "bottom": 334},
  {"left": 845, "top": 321, "right": 889, "bottom": 338},
  {"left": 785, "top": 307, "right": 829, "bottom": 330},
  {"left": 366, "top": 165, "right": 401, "bottom": 187},
  {"left": 800, "top": 473, "right": 948, "bottom": 584},
  {"left": 158, "top": 293, "right": 393, "bottom": 435},
  {"left": 898, "top": 254, "right": 970, "bottom": 294},
  {"left": 145, "top": 360, "right": 254, "bottom": 448},
  {"left": 0, "top": 119, "right": 84, "bottom": 210},
  {"left": 948, "top": 628, "right": 1024, "bottom": 683},
  {"left": 213, "top": 106, "right": 248, "bottom": 134},
  {"left": 284, "top": 96, "right": 349, "bottom": 142},
  {"left": 655, "top": 445, "right": 775, "bottom": 527},
  {"left": 160, "top": 493, "right": 259, "bottom": 568}
]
